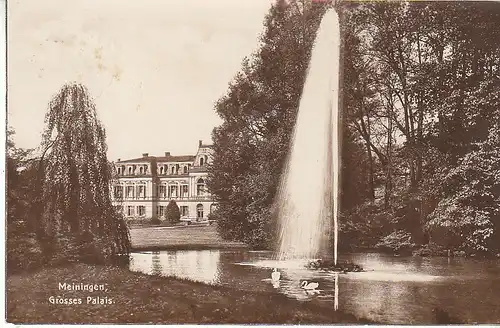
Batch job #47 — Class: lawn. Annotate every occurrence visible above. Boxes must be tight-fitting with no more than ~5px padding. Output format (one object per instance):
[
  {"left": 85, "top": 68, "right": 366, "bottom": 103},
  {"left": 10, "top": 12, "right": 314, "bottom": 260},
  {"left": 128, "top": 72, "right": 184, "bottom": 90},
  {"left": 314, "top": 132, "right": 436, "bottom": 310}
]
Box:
[
  {"left": 6, "top": 264, "right": 374, "bottom": 324},
  {"left": 130, "top": 224, "right": 247, "bottom": 251}
]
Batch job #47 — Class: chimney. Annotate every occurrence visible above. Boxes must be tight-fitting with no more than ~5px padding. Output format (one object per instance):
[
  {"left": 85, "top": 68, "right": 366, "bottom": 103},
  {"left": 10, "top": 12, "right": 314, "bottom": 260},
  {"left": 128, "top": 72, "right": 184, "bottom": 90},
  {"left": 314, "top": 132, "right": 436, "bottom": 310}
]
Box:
[
  {"left": 199, "top": 140, "right": 202, "bottom": 147},
  {"left": 142, "top": 153, "right": 149, "bottom": 157},
  {"left": 164, "top": 152, "right": 171, "bottom": 157}
]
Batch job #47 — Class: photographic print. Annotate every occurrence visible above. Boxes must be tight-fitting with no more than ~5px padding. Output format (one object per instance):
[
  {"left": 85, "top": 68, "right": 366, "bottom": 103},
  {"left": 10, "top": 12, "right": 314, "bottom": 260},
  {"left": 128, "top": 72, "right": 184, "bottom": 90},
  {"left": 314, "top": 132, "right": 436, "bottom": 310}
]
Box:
[{"left": 5, "top": 0, "right": 500, "bottom": 325}]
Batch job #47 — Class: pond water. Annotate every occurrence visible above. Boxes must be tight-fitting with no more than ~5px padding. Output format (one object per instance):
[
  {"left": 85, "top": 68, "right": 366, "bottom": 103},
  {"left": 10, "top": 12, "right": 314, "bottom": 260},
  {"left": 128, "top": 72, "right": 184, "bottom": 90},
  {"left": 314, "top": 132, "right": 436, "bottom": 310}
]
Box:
[{"left": 129, "top": 250, "right": 500, "bottom": 324}]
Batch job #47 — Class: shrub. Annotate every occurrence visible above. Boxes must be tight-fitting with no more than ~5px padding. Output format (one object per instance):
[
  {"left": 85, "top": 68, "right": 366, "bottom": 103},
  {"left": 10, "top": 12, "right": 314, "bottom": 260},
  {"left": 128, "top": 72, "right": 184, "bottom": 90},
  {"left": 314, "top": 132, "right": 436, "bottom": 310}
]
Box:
[
  {"left": 165, "top": 201, "right": 181, "bottom": 223},
  {"left": 413, "top": 242, "right": 449, "bottom": 257},
  {"left": 150, "top": 217, "right": 162, "bottom": 225},
  {"left": 7, "top": 231, "right": 44, "bottom": 274},
  {"left": 375, "top": 230, "right": 417, "bottom": 254},
  {"left": 47, "top": 230, "right": 116, "bottom": 266}
]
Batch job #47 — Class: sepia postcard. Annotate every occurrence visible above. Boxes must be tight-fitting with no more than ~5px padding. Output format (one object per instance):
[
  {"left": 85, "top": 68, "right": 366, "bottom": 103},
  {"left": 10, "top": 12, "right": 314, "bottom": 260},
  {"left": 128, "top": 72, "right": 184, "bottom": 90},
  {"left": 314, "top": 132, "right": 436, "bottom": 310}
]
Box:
[{"left": 5, "top": 0, "right": 500, "bottom": 325}]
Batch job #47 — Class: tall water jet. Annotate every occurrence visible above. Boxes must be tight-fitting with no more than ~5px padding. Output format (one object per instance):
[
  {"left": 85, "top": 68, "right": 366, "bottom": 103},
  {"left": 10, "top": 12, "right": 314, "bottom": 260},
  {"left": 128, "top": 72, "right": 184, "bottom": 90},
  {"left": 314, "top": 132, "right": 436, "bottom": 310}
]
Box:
[{"left": 276, "top": 8, "right": 341, "bottom": 261}]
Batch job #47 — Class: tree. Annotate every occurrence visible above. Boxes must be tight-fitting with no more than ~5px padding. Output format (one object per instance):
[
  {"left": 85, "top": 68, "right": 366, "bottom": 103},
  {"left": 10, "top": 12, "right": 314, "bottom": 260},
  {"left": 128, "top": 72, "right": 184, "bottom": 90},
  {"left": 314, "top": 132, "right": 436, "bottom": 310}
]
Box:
[
  {"left": 339, "top": 1, "right": 500, "bottom": 254},
  {"left": 34, "top": 82, "right": 130, "bottom": 263},
  {"left": 165, "top": 200, "right": 181, "bottom": 224},
  {"left": 208, "top": 1, "right": 329, "bottom": 248},
  {"left": 209, "top": 1, "right": 373, "bottom": 249},
  {"left": 6, "top": 128, "right": 44, "bottom": 273},
  {"left": 426, "top": 81, "right": 500, "bottom": 253}
]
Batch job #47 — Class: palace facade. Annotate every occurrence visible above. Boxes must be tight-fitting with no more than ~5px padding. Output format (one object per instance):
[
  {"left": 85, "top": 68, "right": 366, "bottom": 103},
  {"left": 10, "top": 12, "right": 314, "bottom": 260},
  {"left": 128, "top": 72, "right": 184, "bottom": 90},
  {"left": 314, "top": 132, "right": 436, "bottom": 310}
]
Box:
[{"left": 111, "top": 140, "right": 215, "bottom": 221}]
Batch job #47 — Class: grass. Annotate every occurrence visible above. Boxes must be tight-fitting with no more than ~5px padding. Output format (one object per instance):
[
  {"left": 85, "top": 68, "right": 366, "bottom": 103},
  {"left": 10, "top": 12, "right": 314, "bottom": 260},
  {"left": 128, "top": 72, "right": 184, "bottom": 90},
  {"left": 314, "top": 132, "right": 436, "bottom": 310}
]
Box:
[
  {"left": 130, "top": 224, "right": 247, "bottom": 251},
  {"left": 6, "top": 263, "right": 374, "bottom": 324}
]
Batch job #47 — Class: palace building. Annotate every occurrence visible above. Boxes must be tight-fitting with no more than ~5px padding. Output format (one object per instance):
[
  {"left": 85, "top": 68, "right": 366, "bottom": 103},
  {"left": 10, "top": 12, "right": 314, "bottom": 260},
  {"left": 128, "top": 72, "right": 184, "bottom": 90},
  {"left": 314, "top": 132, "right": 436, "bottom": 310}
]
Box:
[{"left": 111, "top": 140, "right": 215, "bottom": 221}]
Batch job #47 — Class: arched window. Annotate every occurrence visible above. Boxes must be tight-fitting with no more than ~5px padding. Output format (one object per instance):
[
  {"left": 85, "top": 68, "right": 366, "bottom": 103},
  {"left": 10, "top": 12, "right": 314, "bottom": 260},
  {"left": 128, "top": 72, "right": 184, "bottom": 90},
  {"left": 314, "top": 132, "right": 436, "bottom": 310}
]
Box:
[
  {"left": 183, "top": 166, "right": 188, "bottom": 174},
  {"left": 197, "top": 204, "right": 204, "bottom": 219},
  {"left": 160, "top": 167, "right": 164, "bottom": 175},
  {"left": 200, "top": 157, "right": 204, "bottom": 166},
  {"left": 171, "top": 166, "right": 175, "bottom": 175},
  {"left": 128, "top": 167, "right": 133, "bottom": 175},
  {"left": 139, "top": 167, "right": 144, "bottom": 174},
  {"left": 196, "top": 178, "right": 205, "bottom": 196},
  {"left": 204, "top": 155, "right": 208, "bottom": 164},
  {"left": 176, "top": 164, "right": 180, "bottom": 174}
]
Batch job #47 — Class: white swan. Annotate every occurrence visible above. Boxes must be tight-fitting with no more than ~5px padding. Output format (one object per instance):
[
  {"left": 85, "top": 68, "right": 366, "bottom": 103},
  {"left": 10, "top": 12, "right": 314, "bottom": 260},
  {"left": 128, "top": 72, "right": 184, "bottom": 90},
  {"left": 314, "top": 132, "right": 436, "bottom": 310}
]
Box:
[
  {"left": 271, "top": 268, "right": 281, "bottom": 281},
  {"left": 300, "top": 280, "right": 319, "bottom": 290}
]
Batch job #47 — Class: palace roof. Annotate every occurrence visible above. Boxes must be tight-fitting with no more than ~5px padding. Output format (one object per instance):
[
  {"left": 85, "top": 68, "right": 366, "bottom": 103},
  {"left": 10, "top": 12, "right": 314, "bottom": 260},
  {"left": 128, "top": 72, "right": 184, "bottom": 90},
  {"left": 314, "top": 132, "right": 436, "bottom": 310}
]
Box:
[{"left": 116, "top": 155, "right": 195, "bottom": 164}]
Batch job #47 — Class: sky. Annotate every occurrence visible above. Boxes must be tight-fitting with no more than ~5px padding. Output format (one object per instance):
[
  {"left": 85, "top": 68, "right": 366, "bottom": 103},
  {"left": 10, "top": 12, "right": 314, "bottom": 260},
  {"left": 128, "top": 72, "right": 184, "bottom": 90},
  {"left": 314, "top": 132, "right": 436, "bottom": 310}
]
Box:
[{"left": 8, "top": 0, "right": 273, "bottom": 161}]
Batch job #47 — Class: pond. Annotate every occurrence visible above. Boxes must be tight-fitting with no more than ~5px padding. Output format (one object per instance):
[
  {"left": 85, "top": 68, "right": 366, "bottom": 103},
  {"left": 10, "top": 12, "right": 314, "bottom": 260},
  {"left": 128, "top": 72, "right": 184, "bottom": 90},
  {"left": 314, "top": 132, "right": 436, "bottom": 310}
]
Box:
[{"left": 129, "top": 250, "right": 500, "bottom": 324}]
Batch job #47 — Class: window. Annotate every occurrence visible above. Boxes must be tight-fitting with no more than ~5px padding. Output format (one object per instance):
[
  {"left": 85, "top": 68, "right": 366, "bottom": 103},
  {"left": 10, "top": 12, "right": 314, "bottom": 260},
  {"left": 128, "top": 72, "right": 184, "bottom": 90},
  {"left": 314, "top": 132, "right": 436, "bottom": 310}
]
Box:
[
  {"left": 139, "top": 167, "right": 144, "bottom": 174},
  {"left": 137, "top": 185, "right": 146, "bottom": 198},
  {"left": 160, "top": 167, "right": 164, "bottom": 175},
  {"left": 127, "top": 206, "right": 134, "bottom": 216},
  {"left": 159, "top": 185, "right": 167, "bottom": 198},
  {"left": 197, "top": 204, "right": 204, "bottom": 219},
  {"left": 113, "top": 186, "right": 123, "bottom": 199},
  {"left": 181, "top": 185, "right": 188, "bottom": 197},
  {"left": 128, "top": 167, "right": 133, "bottom": 175},
  {"left": 183, "top": 166, "right": 188, "bottom": 174},
  {"left": 171, "top": 166, "right": 176, "bottom": 175},
  {"left": 180, "top": 206, "right": 189, "bottom": 217},
  {"left": 158, "top": 206, "right": 166, "bottom": 217},
  {"left": 200, "top": 157, "right": 204, "bottom": 166},
  {"left": 126, "top": 186, "right": 134, "bottom": 198},
  {"left": 196, "top": 178, "right": 205, "bottom": 196},
  {"left": 169, "top": 185, "right": 178, "bottom": 198},
  {"left": 137, "top": 206, "right": 146, "bottom": 216}
]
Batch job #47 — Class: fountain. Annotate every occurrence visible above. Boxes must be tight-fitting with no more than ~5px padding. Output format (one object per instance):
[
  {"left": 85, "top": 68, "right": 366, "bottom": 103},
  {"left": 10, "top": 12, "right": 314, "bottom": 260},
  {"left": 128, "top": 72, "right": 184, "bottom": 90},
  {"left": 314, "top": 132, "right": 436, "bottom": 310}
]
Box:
[
  {"left": 275, "top": 8, "right": 340, "bottom": 263},
  {"left": 274, "top": 6, "right": 362, "bottom": 274}
]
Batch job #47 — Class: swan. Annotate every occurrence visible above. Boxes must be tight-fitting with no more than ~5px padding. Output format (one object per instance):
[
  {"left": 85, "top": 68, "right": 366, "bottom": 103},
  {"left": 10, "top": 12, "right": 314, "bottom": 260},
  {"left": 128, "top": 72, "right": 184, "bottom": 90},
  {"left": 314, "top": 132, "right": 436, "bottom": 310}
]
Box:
[
  {"left": 300, "top": 280, "right": 319, "bottom": 290},
  {"left": 271, "top": 268, "right": 281, "bottom": 281}
]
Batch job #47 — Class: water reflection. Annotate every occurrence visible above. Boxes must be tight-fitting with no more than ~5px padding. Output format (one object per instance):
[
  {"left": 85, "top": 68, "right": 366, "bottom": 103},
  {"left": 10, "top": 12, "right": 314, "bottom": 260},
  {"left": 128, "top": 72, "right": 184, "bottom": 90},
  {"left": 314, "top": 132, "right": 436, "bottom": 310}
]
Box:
[
  {"left": 130, "top": 250, "right": 221, "bottom": 284},
  {"left": 129, "top": 250, "right": 500, "bottom": 324},
  {"left": 334, "top": 272, "right": 339, "bottom": 310},
  {"left": 241, "top": 259, "right": 341, "bottom": 305}
]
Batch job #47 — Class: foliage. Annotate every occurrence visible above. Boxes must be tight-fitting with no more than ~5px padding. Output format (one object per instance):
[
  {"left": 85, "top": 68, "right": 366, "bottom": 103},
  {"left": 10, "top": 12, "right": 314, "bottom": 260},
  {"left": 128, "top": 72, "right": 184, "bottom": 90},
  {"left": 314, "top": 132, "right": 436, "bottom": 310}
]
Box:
[
  {"left": 151, "top": 217, "right": 163, "bottom": 225},
  {"left": 426, "top": 106, "right": 500, "bottom": 253},
  {"left": 6, "top": 128, "right": 43, "bottom": 273},
  {"left": 6, "top": 231, "right": 44, "bottom": 274},
  {"left": 340, "top": 2, "right": 500, "bottom": 255},
  {"left": 200, "top": 1, "right": 500, "bottom": 255},
  {"left": 412, "top": 242, "right": 449, "bottom": 257},
  {"left": 165, "top": 201, "right": 181, "bottom": 223},
  {"left": 375, "top": 230, "right": 417, "bottom": 254},
  {"left": 209, "top": 1, "right": 372, "bottom": 249},
  {"left": 32, "top": 83, "right": 131, "bottom": 264}
]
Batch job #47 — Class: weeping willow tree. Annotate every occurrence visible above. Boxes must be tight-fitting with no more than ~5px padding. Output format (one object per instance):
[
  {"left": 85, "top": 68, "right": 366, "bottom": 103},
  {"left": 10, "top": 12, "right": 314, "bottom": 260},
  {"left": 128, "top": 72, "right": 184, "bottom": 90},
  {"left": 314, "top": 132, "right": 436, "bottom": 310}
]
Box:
[{"left": 34, "top": 82, "right": 130, "bottom": 263}]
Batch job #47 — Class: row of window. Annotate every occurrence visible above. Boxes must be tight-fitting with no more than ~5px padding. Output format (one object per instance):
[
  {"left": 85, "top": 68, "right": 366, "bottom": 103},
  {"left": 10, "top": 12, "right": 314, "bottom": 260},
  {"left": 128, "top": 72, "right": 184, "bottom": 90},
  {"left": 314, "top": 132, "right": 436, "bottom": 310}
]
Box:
[
  {"left": 123, "top": 205, "right": 147, "bottom": 217},
  {"left": 117, "top": 165, "right": 149, "bottom": 176},
  {"left": 113, "top": 179, "right": 207, "bottom": 199},
  {"left": 119, "top": 204, "right": 206, "bottom": 218},
  {"left": 157, "top": 205, "right": 190, "bottom": 217},
  {"left": 159, "top": 164, "right": 190, "bottom": 175},
  {"left": 116, "top": 155, "right": 209, "bottom": 177},
  {"left": 116, "top": 164, "right": 197, "bottom": 176}
]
